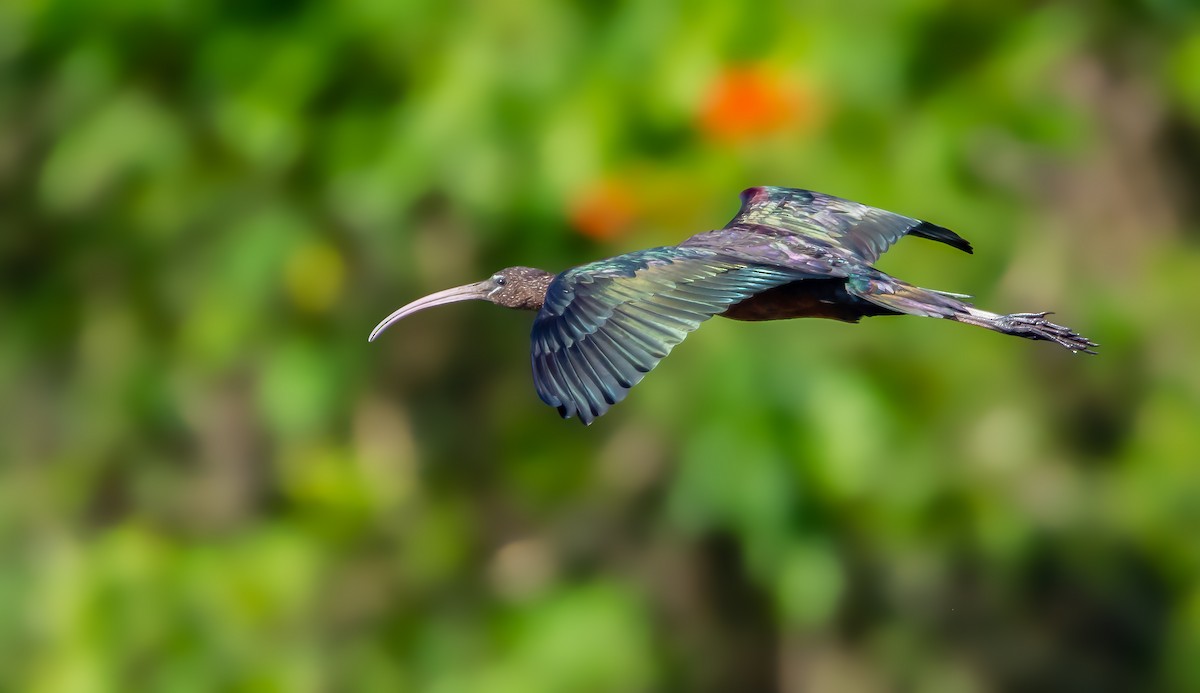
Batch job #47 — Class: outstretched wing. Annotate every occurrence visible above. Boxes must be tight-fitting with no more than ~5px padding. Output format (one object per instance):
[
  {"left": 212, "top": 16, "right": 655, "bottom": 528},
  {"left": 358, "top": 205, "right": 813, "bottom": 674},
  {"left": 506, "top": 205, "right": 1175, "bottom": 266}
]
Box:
[
  {"left": 725, "top": 186, "right": 972, "bottom": 263},
  {"left": 531, "top": 247, "right": 807, "bottom": 424}
]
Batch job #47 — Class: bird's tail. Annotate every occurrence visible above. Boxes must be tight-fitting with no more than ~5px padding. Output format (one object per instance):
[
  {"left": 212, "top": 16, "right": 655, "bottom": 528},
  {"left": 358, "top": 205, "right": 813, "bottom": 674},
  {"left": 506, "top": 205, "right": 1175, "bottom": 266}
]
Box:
[{"left": 847, "top": 274, "right": 1098, "bottom": 354}]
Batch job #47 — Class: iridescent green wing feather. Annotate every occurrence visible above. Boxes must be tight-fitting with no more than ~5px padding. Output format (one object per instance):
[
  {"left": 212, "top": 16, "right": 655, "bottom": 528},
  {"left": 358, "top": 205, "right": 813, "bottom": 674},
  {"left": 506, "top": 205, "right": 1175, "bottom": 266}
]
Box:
[
  {"left": 724, "top": 186, "right": 972, "bottom": 263},
  {"left": 531, "top": 247, "right": 808, "bottom": 424}
]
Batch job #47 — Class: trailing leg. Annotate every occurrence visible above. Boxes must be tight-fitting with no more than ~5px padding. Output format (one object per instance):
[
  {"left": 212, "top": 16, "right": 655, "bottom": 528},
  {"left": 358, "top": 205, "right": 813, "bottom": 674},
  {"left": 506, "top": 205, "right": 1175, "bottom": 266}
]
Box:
[
  {"left": 950, "top": 308, "right": 1097, "bottom": 354},
  {"left": 847, "top": 273, "right": 1098, "bottom": 354}
]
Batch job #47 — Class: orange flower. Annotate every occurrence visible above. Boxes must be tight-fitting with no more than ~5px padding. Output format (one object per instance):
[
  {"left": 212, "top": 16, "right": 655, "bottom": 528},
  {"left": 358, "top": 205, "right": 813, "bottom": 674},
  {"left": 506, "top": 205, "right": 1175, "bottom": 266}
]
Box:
[
  {"left": 699, "top": 65, "right": 811, "bottom": 142},
  {"left": 569, "top": 179, "right": 639, "bottom": 241}
]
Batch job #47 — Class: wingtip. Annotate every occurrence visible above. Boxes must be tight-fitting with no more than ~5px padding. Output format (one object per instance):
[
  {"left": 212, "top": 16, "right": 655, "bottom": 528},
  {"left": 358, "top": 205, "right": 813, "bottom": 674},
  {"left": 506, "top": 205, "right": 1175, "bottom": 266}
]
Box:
[
  {"left": 913, "top": 221, "right": 973, "bottom": 255},
  {"left": 555, "top": 398, "right": 600, "bottom": 425}
]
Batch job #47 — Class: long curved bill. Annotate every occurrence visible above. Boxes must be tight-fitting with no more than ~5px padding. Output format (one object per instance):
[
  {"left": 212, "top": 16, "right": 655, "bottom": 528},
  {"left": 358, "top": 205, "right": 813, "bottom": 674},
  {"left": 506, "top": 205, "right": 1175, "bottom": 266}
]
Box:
[{"left": 368, "top": 280, "right": 492, "bottom": 342}]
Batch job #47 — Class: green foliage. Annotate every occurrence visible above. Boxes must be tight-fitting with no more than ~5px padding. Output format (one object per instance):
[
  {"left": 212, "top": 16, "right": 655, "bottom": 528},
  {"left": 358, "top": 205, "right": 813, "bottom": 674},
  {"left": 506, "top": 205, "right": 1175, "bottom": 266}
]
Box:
[{"left": 3, "top": 0, "right": 1200, "bottom": 690}]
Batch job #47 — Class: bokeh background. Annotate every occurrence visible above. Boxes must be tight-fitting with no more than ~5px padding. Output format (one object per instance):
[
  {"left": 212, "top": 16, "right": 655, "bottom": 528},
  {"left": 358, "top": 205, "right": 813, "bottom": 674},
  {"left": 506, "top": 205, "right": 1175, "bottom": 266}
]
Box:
[{"left": 4, "top": 0, "right": 1200, "bottom": 691}]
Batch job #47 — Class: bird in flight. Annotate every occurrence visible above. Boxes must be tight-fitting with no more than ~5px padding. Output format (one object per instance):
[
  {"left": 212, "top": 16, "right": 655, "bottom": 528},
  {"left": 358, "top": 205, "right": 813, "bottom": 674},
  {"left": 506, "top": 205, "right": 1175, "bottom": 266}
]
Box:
[{"left": 370, "top": 186, "right": 1096, "bottom": 424}]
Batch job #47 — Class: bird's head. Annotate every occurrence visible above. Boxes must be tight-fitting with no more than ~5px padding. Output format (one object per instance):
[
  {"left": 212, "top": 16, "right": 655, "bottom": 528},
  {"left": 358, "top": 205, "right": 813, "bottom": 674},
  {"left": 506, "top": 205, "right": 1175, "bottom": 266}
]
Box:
[{"left": 369, "top": 266, "right": 556, "bottom": 342}]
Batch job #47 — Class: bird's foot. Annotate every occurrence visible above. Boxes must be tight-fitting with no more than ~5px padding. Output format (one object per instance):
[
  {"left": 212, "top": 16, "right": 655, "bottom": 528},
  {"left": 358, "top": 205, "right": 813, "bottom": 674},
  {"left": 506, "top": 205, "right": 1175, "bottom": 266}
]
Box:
[{"left": 997, "top": 312, "right": 1099, "bottom": 354}]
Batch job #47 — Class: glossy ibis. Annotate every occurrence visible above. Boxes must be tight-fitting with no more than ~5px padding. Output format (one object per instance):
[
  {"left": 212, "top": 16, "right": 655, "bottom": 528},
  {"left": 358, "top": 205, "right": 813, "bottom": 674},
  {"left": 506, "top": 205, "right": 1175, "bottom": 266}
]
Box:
[{"left": 370, "top": 186, "right": 1096, "bottom": 424}]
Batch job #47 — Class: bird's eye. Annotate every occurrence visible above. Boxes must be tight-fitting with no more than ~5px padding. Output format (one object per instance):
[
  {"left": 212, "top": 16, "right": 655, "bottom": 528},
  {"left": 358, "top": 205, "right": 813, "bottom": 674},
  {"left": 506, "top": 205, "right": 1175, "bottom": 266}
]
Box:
[{"left": 494, "top": 276, "right": 506, "bottom": 286}]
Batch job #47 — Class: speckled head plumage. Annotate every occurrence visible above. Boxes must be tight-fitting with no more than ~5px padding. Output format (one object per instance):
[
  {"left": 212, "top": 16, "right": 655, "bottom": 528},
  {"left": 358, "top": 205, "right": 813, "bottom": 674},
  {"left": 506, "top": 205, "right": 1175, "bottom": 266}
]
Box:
[{"left": 485, "top": 266, "right": 557, "bottom": 311}]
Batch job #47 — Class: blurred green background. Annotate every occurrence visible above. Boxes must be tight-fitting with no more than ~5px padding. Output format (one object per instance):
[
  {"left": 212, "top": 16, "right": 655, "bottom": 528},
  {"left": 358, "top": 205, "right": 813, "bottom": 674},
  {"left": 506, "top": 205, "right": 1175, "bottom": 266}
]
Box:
[{"left": 4, "top": 0, "right": 1200, "bottom": 691}]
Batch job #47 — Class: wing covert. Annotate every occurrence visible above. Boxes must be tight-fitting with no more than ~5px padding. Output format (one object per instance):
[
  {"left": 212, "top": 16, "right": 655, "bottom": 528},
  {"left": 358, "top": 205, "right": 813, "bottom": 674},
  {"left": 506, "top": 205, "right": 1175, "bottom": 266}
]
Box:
[
  {"left": 531, "top": 247, "right": 804, "bottom": 424},
  {"left": 726, "top": 186, "right": 972, "bottom": 262}
]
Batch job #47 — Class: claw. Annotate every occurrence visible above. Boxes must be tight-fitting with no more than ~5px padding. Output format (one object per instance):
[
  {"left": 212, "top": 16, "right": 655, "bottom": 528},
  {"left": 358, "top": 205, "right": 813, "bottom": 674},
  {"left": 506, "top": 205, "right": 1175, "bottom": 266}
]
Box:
[{"left": 997, "top": 312, "right": 1098, "bottom": 354}]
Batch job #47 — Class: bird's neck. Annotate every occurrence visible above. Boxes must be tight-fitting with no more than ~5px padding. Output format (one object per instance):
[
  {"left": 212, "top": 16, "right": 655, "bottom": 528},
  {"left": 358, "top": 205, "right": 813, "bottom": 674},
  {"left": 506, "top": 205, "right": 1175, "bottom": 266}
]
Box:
[{"left": 523, "top": 272, "right": 555, "bottom": 311}]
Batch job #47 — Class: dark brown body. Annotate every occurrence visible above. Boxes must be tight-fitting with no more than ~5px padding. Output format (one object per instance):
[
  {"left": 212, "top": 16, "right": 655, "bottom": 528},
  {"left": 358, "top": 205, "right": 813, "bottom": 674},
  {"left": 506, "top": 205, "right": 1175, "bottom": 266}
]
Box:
[{"left": 722, "top": 279, "right": 896, "bottom": 323}]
